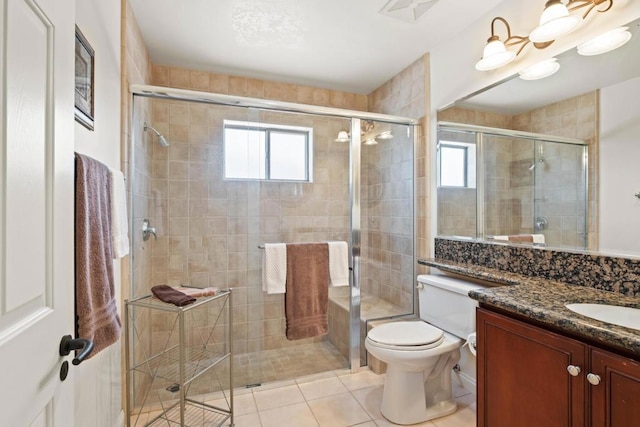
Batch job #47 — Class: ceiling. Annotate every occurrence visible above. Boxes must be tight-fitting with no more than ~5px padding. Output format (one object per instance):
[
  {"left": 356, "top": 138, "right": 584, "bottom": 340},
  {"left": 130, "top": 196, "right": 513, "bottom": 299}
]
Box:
[{"left": 129, "top": 0, "right": 505, "bottom": 94}]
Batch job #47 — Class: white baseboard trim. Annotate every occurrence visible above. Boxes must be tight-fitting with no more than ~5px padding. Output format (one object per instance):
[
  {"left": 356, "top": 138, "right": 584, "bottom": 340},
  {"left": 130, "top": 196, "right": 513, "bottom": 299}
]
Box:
[
  {"left": 455, "top": 371, "right": 476, "bottom": 395},
  {"left": 116, "top": 410, "right": 125, "bottom": 427}
]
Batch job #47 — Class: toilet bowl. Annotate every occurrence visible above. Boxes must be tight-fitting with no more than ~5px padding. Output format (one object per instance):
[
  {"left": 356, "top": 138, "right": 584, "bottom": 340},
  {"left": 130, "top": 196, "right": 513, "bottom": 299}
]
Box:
[{"left": 365, "top": 274, "right": 486, "bottom": 425}]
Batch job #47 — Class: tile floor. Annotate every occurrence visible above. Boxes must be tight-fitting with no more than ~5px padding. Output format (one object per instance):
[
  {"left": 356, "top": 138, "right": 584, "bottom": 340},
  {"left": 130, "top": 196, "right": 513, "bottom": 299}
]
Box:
[
  {"left": 133, "top": 368, "right": 476, "bottom": 426},
  {"left": 232, "top": 368, "right": 475, "bottom": 427}
]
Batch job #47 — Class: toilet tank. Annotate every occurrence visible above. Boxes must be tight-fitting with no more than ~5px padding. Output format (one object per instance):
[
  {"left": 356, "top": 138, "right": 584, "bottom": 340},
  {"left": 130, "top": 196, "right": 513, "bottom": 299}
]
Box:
[{"left": 418, "top": 274, "right": 487, "bottom": 339}]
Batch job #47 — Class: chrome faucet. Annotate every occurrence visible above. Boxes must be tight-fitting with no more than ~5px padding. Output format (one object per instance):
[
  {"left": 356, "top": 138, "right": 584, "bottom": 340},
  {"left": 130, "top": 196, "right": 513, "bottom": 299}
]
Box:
[{"left": 142, "top": 219, "right": 157, "bottom": 241}]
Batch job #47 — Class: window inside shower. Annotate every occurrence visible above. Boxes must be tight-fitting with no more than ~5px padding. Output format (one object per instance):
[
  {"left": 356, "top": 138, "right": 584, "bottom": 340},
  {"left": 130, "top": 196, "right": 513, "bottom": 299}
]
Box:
[{"left": 223, "top": 120, "right": 312, "bottom": 182}]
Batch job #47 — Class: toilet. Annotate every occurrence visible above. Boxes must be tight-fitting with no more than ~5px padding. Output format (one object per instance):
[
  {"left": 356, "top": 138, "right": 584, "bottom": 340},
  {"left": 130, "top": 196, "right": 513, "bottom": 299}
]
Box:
[{"left": 365, "top": 274, "right": 485, "bottom": 425}]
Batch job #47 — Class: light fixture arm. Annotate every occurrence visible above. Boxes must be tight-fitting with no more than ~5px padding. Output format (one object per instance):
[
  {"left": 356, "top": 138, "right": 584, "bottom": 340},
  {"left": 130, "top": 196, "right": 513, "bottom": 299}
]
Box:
[
  {"left": 567, "top": 0, "right": 613, "bottom": 19},
  {"left": 489, "top": 17, "right": 552, "bottom": 57}
]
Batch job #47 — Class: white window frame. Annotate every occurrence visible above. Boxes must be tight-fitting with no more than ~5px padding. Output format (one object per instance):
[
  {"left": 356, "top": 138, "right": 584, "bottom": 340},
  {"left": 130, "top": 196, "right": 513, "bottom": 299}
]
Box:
[
  {"left": 223, "top": 120, "right": 313, "bottom": 182},
  {"left": 437, "top": 140, "right": 477, "bottom": 189}
]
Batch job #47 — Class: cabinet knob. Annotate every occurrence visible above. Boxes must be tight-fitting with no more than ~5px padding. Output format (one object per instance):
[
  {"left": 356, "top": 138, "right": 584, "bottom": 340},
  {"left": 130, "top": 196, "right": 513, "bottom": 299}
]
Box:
[
  {"left": 587, "top": 373, "right": 601, "bottom": 386},
  {"left": 566, "top": 365, "right": 581, "bottom": 377}
]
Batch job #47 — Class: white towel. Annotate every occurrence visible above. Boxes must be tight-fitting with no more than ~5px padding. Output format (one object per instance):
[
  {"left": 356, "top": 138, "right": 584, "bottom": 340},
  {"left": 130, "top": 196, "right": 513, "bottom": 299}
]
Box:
[
  {"left": 491, "top": 235, "right": 509, "bottom": 241},
  {"left": 262, "top": 243, "right": 287, "bottom": 294},
  {"left": 532, "top": 234, "right": 546, "bottom": 244},
  {"left": 110, "top": 168, "right": 129, "bottom": 259},
  {"left": 328, "top": 241, "right": 349, "bottom": 287}
]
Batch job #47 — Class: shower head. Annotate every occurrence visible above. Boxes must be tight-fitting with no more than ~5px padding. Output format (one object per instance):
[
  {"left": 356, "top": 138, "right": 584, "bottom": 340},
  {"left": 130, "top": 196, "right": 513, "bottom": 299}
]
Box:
[
  {"left": 529, "top": 157, "right": 545, "bottom": 171},
  {"left": 144, "top": 123, "right": 169, "bottom": 147}
]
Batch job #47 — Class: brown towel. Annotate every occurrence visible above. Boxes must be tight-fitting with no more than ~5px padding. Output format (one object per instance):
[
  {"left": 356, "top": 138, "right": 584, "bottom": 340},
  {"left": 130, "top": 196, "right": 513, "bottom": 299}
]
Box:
[
  {"left": 151, "top": 285, "right": 196, "bottom": 306},
  {"left": 75, "top": 153, "right": 122, "bottom": 359},
  {"left": 285, "top": 243, "right": 329, "bottom": 340},
  {"left": 508, "top": 235, "right": 534, "bottom": 243}
]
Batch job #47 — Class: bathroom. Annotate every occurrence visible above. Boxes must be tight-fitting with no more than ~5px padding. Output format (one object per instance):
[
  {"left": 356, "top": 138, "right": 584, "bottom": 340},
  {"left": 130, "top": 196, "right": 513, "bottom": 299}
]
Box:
[{"left": 2, "top": 0, "right": 640, "bottom": 426}]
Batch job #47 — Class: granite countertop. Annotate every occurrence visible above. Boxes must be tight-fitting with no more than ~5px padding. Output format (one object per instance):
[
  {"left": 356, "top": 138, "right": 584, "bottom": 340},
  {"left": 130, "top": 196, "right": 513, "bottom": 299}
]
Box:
[{"left": 419, "top": 258, "right": 640, "bottom": 358}]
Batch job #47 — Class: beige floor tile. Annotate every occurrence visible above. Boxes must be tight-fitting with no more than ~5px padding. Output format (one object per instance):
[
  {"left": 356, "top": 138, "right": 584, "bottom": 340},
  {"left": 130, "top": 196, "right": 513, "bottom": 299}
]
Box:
[
  {"left": 299, "top": 377, "right": 349, "bottom": 401},
  {"left": 337, "top": 369, "right": 385, "bottom": 391},
  {"left": 430, "top": 403, "right": 476, "bottom": 427},
  {"left": 453, "top": 382, "right": 472, "bottom": 398},
  {"left": 351, "top": 386, "right": 384, "bottom": 420},
  {"left": 307, "top": 392, "right": 371, "bottom": 427},
  {"left": 208, "top": 392, "right": 256, "bottom": 416},
  {"left": 259, "top": 402, "right": 319, "bottom": 427},
  {"left": 374, "top": 418, "right": 437, "bottom": 427},
  {"left": 232, "top": 412, "right": 262, "bottom": 427},
  {"left": 296, "top": 370, "right": 338, "bottom": 384},
  {"left": 253, "top": 384, "right": 305, "bottom": 411},
  {"left": 251, "top": 379, "right": 297, "bottom": 392},
  {"left": 352, "top": 422, "right": 378, "bottom": 427}
]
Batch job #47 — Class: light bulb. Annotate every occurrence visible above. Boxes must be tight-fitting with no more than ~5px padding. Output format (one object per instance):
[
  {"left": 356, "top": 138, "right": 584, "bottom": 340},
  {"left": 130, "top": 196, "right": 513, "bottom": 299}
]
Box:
[
  {"left": 519, "top": 58, "right": 560, "bottom": 80},
  {"left": 475, "top": 38, "right": 516, "bottom": 71},
  {"left": 529, "top": 1, "right": 581, "bottom": 43}
]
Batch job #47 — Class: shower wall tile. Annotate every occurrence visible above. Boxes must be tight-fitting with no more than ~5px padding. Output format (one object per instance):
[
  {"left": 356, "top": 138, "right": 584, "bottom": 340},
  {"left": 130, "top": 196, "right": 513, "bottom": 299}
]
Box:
[{"left": 151, "top": 64, "right": 368, "bottom": 111}]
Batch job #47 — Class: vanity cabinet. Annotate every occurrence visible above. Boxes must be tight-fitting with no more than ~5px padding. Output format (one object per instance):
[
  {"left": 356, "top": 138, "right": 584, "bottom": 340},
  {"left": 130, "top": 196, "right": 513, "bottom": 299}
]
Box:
[{"left": 477, "top": 308, "right": 640, "bottom": 427}]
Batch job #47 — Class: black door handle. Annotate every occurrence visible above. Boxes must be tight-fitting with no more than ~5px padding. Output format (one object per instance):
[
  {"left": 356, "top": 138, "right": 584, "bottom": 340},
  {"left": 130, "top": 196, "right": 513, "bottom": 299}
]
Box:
[{"left": 59, "top": 335, "right": 94, "bottom": 365}]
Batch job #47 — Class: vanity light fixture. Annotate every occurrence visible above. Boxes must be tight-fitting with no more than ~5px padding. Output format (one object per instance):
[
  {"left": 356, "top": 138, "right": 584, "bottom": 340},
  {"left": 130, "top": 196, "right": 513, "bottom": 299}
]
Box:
[
  {"left": 363, "top": 138, "right": 378, "bottom": 146},
  {"left": 577, "top": 26, "right": 632, "bottom": 56},
  {"left": 519, "top": 58, "right": 560, "bottom": 80},
  {"left": 475, "top": 17, "right": 522, "bottom": 71},
  {"left": 476, "top": 0, "right": 614, "bottom": 71},
  {"left": 529, "top": 0, "right": 582, "bottom": 43}
]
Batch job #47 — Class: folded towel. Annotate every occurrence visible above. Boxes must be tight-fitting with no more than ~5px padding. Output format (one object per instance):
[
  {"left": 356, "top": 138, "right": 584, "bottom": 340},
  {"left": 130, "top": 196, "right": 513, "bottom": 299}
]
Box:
[
  {"left": 285, "top": 243, "right": 329, "bottom": 340},
  {"left": 508, "top": 235, "right": 534, "bottom": 243},
  {"left": 328, "top": 241, "right": 349, "bottom": 287},
  {"left": 174, "top": 286, "right": 218, "bottom": 298},
  {"left": 532, "top": 234, "right": 545, "bottom": 244},
  {"left": 262, "top": 243, "right": 287, "bottom": 294},
  {"left": 492, "top": 235, "right": 509, "bottom": 241},
  {"left": 151, "top": 285, "right": 196, "bottom": 306},
  {"left": 110, "top": 168, "right": 129, "bottom": 259},
  {"left": 75, "top": 153, "right": 122, "bottom": 359}
]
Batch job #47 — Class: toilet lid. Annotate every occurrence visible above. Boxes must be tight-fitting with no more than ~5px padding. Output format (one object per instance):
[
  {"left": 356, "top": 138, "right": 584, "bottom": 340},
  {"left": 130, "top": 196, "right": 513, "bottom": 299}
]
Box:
[{"left": 368, "top": 321, "right": 444, "bottom": 347}]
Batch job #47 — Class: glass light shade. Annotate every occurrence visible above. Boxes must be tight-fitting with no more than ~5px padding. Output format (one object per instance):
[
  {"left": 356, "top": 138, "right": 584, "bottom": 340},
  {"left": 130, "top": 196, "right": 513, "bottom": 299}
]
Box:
[
  {"left": 363, "top": 138, "right": 378, "bottom": 145},
  {"left": 519, "top": 58, "right": 560, "bottom": 80},
  {"left": 334, "top": 130, "right": 349, "bottom": 142},
  {"left": 529, "top": 2, "right": 581, "bottom": 43},
  {"left": 376, "top": 130, "right": 393, "bottom": 140},
  {"left": 577, "top": 27, "right": 632, "bottom": 56},
  {"left": 475, "top": 39, "right": 517, "bottom": 71}
]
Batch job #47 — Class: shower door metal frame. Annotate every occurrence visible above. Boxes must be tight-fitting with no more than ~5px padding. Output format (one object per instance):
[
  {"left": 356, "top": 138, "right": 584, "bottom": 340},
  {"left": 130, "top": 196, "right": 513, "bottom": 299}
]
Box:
[{"left": 129, "top": 85, "right": 419, "bottom": 376}]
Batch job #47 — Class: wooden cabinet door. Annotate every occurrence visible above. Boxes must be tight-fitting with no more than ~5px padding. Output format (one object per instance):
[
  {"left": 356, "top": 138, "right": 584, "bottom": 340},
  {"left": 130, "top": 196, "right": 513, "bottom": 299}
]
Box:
[
  {"left": 590, "top": 348, "right": 640, "bottom": 427},
  {"left": 477, "top": 309, "right": 587, "bottom": 427}
]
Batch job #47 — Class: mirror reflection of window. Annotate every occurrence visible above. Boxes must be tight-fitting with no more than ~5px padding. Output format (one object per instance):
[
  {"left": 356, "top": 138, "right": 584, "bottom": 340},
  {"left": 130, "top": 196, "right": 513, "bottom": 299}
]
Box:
[{"left": 438, "top": 141, "right": 477, "bottom": 188}]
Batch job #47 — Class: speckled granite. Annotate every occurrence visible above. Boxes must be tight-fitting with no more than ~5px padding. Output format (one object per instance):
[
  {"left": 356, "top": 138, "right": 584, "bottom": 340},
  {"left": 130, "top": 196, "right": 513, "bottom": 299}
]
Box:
[
  {"left": 469, "top": 282, "right": 640, "bottom": 357},
  {"left": 434, "top": 237, "right": 640, "bottom": 297}
]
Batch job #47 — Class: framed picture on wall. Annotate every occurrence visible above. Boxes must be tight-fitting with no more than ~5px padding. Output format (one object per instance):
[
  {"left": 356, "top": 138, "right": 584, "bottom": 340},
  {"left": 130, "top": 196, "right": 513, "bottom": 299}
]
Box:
[{"left": 74, "top": 25, "right": 95, "bottom": 131}]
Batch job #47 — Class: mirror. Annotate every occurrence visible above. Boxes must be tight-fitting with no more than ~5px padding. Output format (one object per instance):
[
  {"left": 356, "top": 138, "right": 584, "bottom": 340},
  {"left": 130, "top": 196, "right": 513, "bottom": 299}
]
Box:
[{"left": 436, "top": 18, "right": 640, "bottom": 256}]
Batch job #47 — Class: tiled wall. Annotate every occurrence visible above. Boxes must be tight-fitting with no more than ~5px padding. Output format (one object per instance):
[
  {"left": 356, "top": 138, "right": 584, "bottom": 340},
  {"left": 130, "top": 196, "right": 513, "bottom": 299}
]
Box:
[
  {"left": 367, "top": 54, "right": 429, "bottom": 295},
  {"left": 511, "top": 91, "right": 597, "bottom": 250},
  {"left": 147, "top": 96, "right": 352, "bottom": 356},
  {"left": 437, "top": 91, "right": 596, "bottom": 250},
  {"left": 122, "top": 0, "right": 154, "bottom": 410}
]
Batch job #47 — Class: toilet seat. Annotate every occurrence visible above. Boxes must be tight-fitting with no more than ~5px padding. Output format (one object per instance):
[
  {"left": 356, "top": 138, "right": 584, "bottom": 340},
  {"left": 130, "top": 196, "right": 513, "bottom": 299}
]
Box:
[{"left": 367, "top": 321, "right": 445, "bottom": 351}]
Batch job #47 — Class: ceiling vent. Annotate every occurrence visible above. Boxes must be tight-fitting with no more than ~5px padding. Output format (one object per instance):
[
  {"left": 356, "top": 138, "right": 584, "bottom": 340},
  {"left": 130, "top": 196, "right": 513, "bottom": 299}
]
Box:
[{"left": 379, "top": 0, "right": 440, "bottom": 23}]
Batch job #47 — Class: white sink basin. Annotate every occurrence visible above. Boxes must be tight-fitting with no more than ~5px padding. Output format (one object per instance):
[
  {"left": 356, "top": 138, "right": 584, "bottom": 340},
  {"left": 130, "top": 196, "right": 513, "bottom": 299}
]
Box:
[{"left": 565, "top": 303, "right": 640, "bottom": 331}]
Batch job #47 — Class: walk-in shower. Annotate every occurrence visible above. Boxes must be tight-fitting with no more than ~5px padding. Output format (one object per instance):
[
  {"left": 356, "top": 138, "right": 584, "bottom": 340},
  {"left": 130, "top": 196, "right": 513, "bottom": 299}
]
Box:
[
  {"left": 126, "top": 85, "right": 418, "bottom": 415},
  {"left": 437, "top": 122, "right": 588, "bottom": 249}
]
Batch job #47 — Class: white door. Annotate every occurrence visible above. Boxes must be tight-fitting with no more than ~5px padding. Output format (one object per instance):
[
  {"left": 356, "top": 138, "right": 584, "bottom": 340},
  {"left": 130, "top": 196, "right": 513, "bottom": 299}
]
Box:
[{"left": 0, "top": 0, "right": 76, "bottom": 425}]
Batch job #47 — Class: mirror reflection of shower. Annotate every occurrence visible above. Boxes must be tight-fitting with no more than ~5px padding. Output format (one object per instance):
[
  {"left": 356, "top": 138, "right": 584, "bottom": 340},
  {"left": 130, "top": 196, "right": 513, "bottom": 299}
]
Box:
[{"left": 144, "top": 122, "right": 170, "bottom": 147}]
